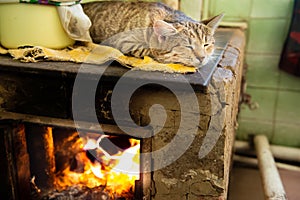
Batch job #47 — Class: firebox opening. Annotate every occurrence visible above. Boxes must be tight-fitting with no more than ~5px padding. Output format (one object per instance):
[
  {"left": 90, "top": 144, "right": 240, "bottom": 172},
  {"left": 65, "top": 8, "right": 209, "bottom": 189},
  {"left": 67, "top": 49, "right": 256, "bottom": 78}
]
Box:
[{"left": 25, "top": 125, "right": 141, "bottom": 200}]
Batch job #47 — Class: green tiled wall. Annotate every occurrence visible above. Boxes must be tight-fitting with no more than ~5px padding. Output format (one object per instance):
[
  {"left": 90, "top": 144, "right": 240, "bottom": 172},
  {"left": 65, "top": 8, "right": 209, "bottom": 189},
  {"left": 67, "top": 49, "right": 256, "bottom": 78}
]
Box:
[
  {"left": 209, "top": 0, "right": 252, "bottom": 21},
  {"left": 245, "top": 55, "right": 280, "bottom": 88},
  {"left": 247, "top": 19, "right": 289, "bottom": 54},
  {"left": 251, "top": 0, "right": 293, "bottom": 18},
  {"left": 207, "top": 0, "right": 300, "bottom": 147},
  {"left": 239, "top": 88, "right": 277, "bottom": 121},
  {"left": 279, "top": 70, "right": 300, "bottom": 92},
  {"left": 237, "top": 119, "right": 273, "bottom": 140},
  {"left": 273, "top": 122, "right": 300, "bottom": 147}
]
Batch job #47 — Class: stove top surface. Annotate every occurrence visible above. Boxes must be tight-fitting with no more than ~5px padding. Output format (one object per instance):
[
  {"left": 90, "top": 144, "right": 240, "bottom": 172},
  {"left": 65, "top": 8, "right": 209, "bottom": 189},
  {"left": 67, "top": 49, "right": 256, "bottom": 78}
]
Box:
[{"left": 0, "top": 30, "right": 233, "bottom": 90}]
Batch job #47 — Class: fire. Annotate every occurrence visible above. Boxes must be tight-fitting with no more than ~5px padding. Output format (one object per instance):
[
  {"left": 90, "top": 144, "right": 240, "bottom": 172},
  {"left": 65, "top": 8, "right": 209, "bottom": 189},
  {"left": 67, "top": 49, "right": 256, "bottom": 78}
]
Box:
[{"left": 54, "top": 133, "right": 140, "bottom": 198}]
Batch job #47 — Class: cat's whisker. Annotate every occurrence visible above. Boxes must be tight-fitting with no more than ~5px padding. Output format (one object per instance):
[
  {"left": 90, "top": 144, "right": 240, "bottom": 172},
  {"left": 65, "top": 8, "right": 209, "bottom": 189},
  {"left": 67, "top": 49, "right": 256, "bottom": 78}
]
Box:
[
  {"left": 209, "top": 57, "right": 222, "bottom": 60},
  {"left": 210, "top": 53, "right": 224, "bottom": 57},
  {"left": 214, "top": 36, "right": 230, "bottom": 39},
  {"left": 212, "top": 51, "right": 224, "bottom": 54},
  {"left": 214, "top": 33, "right": 232, "bottom": 37},
  {"left": 214, "top": 47, "right": 226, "bottom": 51}
]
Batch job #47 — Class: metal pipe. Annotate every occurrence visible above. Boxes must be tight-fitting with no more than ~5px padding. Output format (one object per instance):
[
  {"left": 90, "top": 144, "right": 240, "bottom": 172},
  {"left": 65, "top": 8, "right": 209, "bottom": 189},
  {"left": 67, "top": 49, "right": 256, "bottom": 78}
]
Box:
[
  {"left": 254, "top": 135, "right": 287, "bottom": 200},
  {"left": 235, "top": 140, "right": 300, "bottom": 163},
  {"left": 234, "top": 155, "right": 300, "bottom": 172}
]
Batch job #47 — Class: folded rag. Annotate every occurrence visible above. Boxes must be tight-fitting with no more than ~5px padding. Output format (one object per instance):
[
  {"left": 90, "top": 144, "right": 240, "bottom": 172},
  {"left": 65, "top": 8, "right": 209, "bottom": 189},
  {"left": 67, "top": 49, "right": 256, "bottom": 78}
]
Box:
[{"left": 0, "top": 43, "right": 197, "bottom": 74}]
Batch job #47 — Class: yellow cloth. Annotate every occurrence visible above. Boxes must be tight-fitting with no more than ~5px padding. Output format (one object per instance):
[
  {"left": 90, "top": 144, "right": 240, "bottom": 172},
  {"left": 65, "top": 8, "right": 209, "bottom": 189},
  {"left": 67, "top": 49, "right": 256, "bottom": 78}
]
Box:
[{"left": 0, "top": 42, "right": 196, "bottom": 74}]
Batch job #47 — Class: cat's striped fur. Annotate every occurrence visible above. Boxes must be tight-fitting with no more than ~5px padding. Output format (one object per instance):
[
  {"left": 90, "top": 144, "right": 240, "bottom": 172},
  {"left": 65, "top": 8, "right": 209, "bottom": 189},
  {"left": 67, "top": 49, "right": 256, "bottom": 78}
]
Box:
[{"left": 82, "top": 1, "right": 223, "bottom": 67}]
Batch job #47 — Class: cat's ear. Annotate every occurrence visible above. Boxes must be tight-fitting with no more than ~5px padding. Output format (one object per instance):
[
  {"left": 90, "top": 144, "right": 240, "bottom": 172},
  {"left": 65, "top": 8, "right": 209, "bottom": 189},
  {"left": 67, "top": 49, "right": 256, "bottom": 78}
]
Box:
[
  {"left": 202, "top": 13, "right": 224, "bottom": 33},
  {"left": 154, "top": 20, "right": 178, "bottom": 42}
]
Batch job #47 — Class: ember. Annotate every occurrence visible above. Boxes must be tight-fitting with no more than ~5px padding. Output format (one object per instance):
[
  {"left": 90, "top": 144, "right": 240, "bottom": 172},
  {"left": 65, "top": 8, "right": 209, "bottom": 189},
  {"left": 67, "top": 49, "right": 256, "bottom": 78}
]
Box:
[{"left": 53, "top": 133, "right": 140, "bottom": 199}]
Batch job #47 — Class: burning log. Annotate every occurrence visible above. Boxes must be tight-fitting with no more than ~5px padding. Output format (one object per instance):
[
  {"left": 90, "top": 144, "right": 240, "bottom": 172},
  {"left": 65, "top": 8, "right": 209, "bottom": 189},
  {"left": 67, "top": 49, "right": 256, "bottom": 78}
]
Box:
[
  {"left": 26, "top": 125, "right": 56, "bottom": 190},
  {"left": 41, "top": 185, "right": 132, "bottom": 200}
]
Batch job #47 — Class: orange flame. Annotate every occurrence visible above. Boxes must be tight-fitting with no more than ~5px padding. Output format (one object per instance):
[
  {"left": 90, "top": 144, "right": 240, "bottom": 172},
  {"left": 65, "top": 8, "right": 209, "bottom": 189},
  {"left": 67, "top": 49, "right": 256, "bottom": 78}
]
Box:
[{"left": 54, "top": 134, "right": 140, "bottom": 197}]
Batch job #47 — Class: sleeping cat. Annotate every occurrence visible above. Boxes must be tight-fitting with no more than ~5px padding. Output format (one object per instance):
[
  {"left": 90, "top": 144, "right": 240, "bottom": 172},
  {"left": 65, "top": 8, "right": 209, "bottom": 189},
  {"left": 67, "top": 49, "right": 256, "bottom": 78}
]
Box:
[{"left": 82, "top": 1, "right": 223, "bottom": 67}]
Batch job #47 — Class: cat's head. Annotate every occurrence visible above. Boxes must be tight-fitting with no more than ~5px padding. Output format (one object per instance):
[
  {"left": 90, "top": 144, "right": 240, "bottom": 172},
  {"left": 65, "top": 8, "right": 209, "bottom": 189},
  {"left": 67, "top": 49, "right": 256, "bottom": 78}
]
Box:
[{"left": 152, "top": 13, "right": 224, "bottom": 67}]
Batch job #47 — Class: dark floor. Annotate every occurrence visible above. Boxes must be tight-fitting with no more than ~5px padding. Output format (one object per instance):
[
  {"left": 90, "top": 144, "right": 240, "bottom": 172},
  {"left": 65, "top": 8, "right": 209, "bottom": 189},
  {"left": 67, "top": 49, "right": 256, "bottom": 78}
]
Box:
[{"left": 228, "top": 165, "right": 300, "bottom": 200}]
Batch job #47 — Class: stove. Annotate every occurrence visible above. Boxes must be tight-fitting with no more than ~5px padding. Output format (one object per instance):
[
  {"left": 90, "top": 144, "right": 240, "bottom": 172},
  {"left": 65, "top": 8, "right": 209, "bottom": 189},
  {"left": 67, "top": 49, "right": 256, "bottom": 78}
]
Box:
[{"left": 0, "top": 28, "right": 245, "bottom": 200}]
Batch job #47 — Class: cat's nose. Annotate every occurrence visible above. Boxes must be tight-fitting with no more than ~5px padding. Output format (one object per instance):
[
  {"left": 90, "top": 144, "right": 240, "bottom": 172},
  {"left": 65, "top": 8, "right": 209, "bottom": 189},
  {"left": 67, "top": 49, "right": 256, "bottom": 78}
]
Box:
[
  {"left": 199, "top": 56, "right": 205, "bottom": 61},
  {"left": 194, "top": 49, "right": 205, "bottom": 60},
  {"left": 197, "top": 56, "right": 206, "bottom": 64}
]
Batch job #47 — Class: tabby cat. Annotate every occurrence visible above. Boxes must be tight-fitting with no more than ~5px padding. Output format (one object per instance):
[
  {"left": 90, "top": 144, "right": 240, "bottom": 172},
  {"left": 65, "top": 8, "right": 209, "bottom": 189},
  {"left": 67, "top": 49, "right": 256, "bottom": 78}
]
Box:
[{"left": 82, "top": 1, "right": 223, "bottom": 67}]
